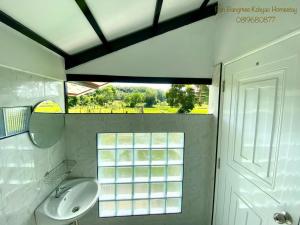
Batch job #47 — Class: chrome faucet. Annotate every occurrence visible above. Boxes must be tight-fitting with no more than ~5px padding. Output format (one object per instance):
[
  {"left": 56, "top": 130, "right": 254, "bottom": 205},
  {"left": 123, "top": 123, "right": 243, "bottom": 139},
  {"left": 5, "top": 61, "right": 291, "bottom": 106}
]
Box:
[{"left": 55, "top": 185, "right": 71, "bottom": 198}]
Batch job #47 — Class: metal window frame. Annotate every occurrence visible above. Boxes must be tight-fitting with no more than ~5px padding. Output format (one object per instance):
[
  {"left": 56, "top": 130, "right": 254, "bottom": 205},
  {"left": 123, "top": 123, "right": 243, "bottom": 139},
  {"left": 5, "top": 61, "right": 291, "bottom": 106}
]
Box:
[{"left": 66, "top": 74, "right": 212, "bottom": 84}]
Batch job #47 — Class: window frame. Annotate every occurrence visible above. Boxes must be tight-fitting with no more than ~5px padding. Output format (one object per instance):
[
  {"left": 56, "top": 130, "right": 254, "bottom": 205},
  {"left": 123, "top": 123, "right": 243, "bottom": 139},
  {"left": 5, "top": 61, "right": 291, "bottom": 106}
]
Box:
[{"left": 64, "top": 77, "right": 212, "bottom": 114}]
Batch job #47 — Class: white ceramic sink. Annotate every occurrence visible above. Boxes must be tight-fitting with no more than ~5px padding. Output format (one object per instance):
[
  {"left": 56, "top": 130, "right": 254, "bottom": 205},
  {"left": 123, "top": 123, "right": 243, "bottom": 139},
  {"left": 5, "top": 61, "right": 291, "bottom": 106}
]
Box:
[{"left": 35, "top": 178, "right": 99, "bottom": 225}]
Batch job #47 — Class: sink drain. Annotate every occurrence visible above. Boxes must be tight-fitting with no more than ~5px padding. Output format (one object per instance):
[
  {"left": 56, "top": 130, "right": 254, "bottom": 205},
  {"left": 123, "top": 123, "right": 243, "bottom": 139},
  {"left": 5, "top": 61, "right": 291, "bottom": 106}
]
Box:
[{"left": 72, "top": 206, "right": 80, "bottom": 213}]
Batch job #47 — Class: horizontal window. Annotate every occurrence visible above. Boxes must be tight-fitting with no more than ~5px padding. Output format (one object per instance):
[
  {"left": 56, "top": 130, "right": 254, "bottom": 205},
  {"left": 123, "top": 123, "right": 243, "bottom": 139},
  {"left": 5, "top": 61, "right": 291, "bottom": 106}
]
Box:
[{"left": 67, "top": 82, "right": 209, "bottom": 114}]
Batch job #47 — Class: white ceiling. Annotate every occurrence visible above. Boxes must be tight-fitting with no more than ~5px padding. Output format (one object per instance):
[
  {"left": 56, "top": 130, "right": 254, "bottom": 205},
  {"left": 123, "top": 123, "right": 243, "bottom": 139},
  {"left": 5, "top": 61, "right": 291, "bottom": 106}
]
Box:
[
  {"left": 86, "top": 0, "right": 157, "bottom": 41},
  {"left": 67, "top": 17, "right": 216, "bottom": 79},
  {"left": 0, "top": 0, "right": 212, "bottom": 55},
  {"left": 159, "top": 0, "right": 204, "bottom": 22},
  {"left": 0, "top": 0, "right": 101, "bottom": 54}
]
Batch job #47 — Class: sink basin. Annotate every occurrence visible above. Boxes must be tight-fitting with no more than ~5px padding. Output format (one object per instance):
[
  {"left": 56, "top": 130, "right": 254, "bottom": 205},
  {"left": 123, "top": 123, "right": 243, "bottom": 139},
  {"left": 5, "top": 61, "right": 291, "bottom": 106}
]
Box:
[{"left": 35, "top": 178, "right": 99, "bottom": 225}]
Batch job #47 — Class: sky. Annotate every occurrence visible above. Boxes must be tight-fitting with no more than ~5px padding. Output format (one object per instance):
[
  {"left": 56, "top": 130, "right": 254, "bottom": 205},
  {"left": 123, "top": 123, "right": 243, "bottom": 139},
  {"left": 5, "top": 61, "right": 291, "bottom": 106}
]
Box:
[{"left": 111, "top": 82, "right": 171, "bottom": 91}]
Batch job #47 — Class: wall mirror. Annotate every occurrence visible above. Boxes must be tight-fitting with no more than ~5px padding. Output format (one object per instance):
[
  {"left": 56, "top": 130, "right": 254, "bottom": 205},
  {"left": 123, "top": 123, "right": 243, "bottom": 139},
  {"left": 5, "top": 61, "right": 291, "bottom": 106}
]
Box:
[{"left": 29, "top": 100, "right": 64, "bottom": 148}]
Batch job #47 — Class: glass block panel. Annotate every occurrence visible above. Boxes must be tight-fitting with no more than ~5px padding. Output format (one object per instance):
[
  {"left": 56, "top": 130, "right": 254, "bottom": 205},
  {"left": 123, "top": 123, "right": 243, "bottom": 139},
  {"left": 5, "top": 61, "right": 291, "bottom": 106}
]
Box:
[
  {"left": 134, "top": 199, "right": 149, "bottom": 215},
  {"left": 97, "top": 132, "right": 184, "bottom": 218},
  {"left": 151, "top": 182, "right": 166, "bottom": 198},
  {"left": 166, "top": 198, "right": 182, "bottom": 213},
  {"left": 98, "top": 133, "right": 116, "bottom": 149},
  {"left": 134, "top": 166, "right": 150, "bottom": 182},
  {"left": 168, "top": 149, "right": 183, "bottom": 164},
  {"left": 117, "top": 183, "right": 132, "bottom": 200},
  {"left": 151, "top": 149, "right": 167, "bottom": 165},
  {"left": 150, "top": 199, "right": 165, "bottom": 214},
  {"left": 167, "top": 182, "right": 182, "bottom": 197},
  {"left": 99, "top": 167, "right": 115, "bottom": 183},
  {"left": 151, "top": 133, "right": 167, "bottom": 148},
  {"left": 135, "top": 149, "right": 150, "bottom": 165},
  {"left": 134, "top": 183, "right": 149, "bottom": 199},
  {"left": 151, "top": 166, "right": 166, "bottom": 181},
  {"left": 168, "top": 133, "right": 184, "bottom": 148},
  {"left": 99, "top": 201, "right": 115, "bottom": 217},
  {"left": 117, "top": 149, "right": 133, "bottom": 165},
  {"left": 117, "top": 133, "right": 133, "bottom": 148},
  {"left": 117, "top": 201, "right": 132, "bottom": 216},
  {"left": 117, "top": 167, "right": 133, "bottom": 182},
  {"left": 98, "top": 150, "right": 115, "bottom": 166},
  {"left": 167, "top": 165, "right": 183, "bottom": 181},
  {"left": 100, "top": 184, "right": 115, "bottom": 200},
  {"left": 134, "top": 133, "right": 151, "bottom": 148}
]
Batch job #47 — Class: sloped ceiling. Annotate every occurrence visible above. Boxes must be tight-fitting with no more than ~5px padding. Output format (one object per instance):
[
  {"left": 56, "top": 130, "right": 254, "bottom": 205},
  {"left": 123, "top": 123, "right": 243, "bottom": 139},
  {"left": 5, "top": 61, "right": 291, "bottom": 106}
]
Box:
[{"left": 67, "top": 17, "right": 216, "bottom": 79}]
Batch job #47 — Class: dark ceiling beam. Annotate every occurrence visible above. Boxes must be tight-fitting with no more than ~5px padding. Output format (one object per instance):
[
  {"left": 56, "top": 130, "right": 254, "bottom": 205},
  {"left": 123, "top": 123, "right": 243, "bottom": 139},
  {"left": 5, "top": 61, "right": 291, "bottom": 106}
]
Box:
[
  {"left": 75, "top": 0, "right": 109, "bottom": 47},
  {"left": 199, "top": 0, "right": 210, "bottom": 10},
  {"left": 0, "top": 10, "right": 68, "bottom": 57},
  {"left": 66, "top": 74, "right": 212, "bottom": 85},
  {"left": 153, "top": 0, "right": 163, "bottom": 32},
  {"left": 65, "top": 2, "right": 218, "bottom": 69}
]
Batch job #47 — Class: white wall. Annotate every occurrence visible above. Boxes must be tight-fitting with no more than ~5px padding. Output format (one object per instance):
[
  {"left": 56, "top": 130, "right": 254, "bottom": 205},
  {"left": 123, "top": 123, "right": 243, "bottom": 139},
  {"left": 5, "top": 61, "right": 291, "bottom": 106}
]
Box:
[
  {"left": 214, "top": 0, "right": 300, "bottom": 63},
  {"left": 65, "top": 114, "right": 216, "bottom": 225},
  {"left": 0, "top": 23, "right": 67, "bottom": 225},
  {"left": 67, "top": 17, "right": 216, "bottom": 78},
  {"left": 0, "top": 23, "right": 65, "bottom": 80}
]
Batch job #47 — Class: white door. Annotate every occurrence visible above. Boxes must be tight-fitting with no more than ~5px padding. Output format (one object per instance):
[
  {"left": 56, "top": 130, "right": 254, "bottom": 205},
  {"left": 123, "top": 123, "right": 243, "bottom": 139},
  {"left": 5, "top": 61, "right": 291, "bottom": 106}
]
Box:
[{"left": 213, "top": 32, "right": 300, "bottom": 225}]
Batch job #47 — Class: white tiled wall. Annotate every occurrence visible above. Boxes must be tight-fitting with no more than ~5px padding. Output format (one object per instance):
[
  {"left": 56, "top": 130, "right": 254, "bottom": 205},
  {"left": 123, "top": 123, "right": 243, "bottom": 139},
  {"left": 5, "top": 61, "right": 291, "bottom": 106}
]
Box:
[
  {"left": 0, "top": 66, "right": 66, "bottom": 225},
  {"left": 65, "top": 114, "right": 216, "bottom": 225}
]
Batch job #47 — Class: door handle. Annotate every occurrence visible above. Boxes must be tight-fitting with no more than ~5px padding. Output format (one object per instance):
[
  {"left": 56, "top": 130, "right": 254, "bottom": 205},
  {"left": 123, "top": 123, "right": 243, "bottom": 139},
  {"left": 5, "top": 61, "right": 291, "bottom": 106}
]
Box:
[{"left": 273, "top": 212, "right": 293, "bottom": 224}]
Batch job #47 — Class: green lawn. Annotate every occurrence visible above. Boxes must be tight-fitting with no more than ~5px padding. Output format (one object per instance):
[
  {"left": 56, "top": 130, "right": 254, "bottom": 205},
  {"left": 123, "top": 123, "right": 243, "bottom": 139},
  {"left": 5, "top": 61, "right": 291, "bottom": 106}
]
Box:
[{"left": 68, "top": 105, "right": 208, "bottom": 114}]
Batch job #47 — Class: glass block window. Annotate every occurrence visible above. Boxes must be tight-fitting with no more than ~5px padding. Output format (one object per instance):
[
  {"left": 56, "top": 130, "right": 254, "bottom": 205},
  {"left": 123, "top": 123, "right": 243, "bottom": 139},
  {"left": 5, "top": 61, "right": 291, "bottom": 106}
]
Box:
[{"left": 97, "top": 132, "right": 184, "bottom": 217}]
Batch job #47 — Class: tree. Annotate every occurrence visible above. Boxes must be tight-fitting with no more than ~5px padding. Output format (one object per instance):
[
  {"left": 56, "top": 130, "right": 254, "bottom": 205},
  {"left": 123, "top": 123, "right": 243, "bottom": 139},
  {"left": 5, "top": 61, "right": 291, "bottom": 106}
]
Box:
[
  {"left": 195, "top": 84, "right": 209, "bottom": 106},
  {"left": 166, "top": 84, "right": 196, "bottom": 113},
  {"left": 93, "top": 85, "right": 117, "bottom": 106},
  {"left": 68, "top": 96, "right": 78, "bottom": 108},
  {"left": 156, "top": 89, "right": 166, "bottom": 102},
  {"left": 78, "top": 95, "right": 90, "bottom": 106},
  {"left": 125, "top": 93, "right": 145, "bottom": 108},
  {"left": 94, "top": 95, "right": 106, "bottom": 106},
  {"left": 144, "top": 90, "right": 157, "bottom": 107},
  {"left": 101, "top": 85, "right": 117, "bottom": 103}
]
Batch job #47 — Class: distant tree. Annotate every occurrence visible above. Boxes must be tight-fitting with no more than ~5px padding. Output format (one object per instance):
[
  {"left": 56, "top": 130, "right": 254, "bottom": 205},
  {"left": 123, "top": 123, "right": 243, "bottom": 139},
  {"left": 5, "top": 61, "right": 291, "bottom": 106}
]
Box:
[
  {"left": 94, "top": 95, "right": 106, "bottom": 106},
  {"left": 68, "top": 96, "right": 78, "bottom": 108},
  {"left": 144, "top": 90, "right": 157, "bottom": 107},
  {"left": 93, "top": 85, "right": 117, "bottom": 106},
  {"left": 125, "top": 93, "right": 145, "bottom": 108},
  {"left": 166, "top": 84, "right": 196, "bottom": 113},
  {"left": 102, "top": 85, "right": 117, "bottom": 102},
  {"left": 79, "top": 95, "right": 90, "bottom": 106},
  {"left": 124, "top": 95, "right": 131, "bottom": 107},
  {"left": 166, "top": 85, "right": 180, "bottom": 107},
  {"left": 156, "top": 90, "right": 166, "bottom": 102},
  {"left": 195, "top": 85, "right": 209, "bottom": 106}
]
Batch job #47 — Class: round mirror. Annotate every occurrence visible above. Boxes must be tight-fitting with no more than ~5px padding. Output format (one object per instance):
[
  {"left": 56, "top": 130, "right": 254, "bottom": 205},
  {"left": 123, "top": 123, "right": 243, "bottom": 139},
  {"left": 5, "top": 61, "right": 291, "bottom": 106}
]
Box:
[{"left": 29, "top": 100, "right": 64, "bottom": 148}]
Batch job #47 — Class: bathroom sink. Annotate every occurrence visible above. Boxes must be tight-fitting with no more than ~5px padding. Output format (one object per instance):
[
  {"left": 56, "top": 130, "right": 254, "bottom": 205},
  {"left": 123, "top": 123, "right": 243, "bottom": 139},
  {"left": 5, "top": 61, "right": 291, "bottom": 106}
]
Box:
[{"left": 35, "top": 178, "right": 99, "bottom": 225}]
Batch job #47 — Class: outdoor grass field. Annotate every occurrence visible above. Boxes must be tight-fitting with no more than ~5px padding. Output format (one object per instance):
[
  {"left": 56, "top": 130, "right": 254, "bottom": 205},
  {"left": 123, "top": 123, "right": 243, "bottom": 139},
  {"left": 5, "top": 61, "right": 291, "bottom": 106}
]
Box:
[
  {"left": 68, "top": 104, "right": 208, "bottom": 114},
  {"left": 67, "top": 83, "right": 210, "bottom": 114}
]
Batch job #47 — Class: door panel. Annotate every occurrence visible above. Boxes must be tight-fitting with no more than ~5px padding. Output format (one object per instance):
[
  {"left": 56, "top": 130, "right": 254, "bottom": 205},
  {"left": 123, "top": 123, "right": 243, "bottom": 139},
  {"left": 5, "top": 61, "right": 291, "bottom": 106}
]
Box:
[
  {"left": 213, "top": 33, "right": 300, "bottom": 225},
  {"left": 226, "top": 171, "right": 279, "bottom": 225},
  {"left": 231, "top": 70, "right": 284, "bottom": 188}
]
